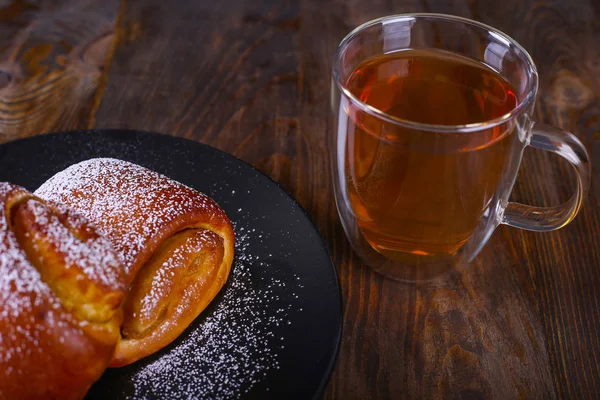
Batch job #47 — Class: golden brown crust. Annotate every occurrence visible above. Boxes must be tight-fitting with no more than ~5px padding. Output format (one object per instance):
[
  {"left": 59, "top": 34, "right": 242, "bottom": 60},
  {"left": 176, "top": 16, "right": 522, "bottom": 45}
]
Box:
[
  {"left": 0, "top": 183, "right": 126, "bottom": 400},
  {"left": 35, "top": 158, "right": 235, "bottom": 366},
  {"left": 114, "top": 226, "right": 233, "bottom": 366}
]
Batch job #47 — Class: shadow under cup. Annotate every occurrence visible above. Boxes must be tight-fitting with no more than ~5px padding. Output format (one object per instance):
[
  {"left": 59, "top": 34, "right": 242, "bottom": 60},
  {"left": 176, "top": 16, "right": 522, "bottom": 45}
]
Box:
[{"left": 330, "top": 14, "right": 590, "bottom": 281}]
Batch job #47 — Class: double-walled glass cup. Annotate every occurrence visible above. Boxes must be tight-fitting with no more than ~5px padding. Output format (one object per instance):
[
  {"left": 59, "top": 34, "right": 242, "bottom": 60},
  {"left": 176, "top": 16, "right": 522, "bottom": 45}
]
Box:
[{"left": 330, "top": 14, "right": 590, "bottom": 280}]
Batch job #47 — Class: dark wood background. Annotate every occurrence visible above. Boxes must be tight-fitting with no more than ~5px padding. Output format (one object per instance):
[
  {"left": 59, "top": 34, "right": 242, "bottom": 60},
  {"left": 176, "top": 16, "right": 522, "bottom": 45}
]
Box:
[{"left": 0, "top": 0, "right": 599, "bottom": 398}]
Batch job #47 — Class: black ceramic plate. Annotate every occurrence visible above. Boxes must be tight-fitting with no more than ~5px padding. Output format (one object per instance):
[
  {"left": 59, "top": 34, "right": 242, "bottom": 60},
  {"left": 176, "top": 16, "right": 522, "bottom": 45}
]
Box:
[{"left": 0, "top": 130, "right": 342, "bottom": 400}]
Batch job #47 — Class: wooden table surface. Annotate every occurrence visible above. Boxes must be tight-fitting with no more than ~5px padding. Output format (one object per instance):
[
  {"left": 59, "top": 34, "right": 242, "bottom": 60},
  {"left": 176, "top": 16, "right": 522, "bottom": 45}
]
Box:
[{"left": 1, "top": 0, "right": 599, "bottom": 398}]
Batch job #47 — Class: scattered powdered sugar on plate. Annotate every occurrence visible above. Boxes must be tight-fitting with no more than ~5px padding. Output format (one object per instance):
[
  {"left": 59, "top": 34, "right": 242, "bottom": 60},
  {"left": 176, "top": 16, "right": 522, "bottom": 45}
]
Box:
[{"left": 127, "top": 223, "right": 294, "bottom": 399}]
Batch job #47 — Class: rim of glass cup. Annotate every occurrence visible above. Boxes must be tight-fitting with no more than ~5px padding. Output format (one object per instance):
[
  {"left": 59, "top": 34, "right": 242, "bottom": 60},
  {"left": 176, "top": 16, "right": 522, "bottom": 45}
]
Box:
[{"left": 332, "top": 13, "right": 539, "bottom": 133}]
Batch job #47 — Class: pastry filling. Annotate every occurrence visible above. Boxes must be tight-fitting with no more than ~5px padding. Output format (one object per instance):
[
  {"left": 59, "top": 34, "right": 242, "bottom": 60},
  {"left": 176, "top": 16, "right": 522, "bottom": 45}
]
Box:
[
  {"left": 10, "top": 197, "right": 124, "bottom": 324},
  {"left": 121, "top": 228, "right": 224, "bottom": 339}
]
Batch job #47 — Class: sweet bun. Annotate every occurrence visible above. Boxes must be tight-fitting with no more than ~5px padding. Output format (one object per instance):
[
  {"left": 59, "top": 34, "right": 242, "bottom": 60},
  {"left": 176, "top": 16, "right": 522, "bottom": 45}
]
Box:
[{"left": 0, "top": 183, "right": 126, "bottom": 400}]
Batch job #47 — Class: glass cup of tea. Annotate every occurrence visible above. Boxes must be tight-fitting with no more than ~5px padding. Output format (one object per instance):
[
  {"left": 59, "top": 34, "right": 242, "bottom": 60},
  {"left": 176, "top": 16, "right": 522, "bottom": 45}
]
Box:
[{"left": 330, "top": 13, "right": 591, "bottom": 280}]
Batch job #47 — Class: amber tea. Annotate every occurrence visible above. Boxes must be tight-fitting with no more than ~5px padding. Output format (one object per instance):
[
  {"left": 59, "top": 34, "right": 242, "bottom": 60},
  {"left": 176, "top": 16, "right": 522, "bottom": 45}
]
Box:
[
  {"left": 343, "top": 49, "right": 519, "bottom": 261},
  {"left": 333, "top": 15, "right": 589, "bottom": 279}
]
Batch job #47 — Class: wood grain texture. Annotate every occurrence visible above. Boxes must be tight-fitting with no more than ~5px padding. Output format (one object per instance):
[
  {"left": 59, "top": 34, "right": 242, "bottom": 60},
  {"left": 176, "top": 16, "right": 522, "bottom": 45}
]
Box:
[
  {"left": 4, "top": 0, "right": 600, "bottom": 398},
  {"left": 0, "top": 0, "right": 120, "bottom": 141}
]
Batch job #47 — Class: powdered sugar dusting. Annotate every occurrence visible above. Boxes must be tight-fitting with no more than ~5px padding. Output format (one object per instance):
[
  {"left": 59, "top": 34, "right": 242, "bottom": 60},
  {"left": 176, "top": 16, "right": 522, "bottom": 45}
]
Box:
[
  {"left": 0, "top": 184, "right": 62, "bottom": 367},
  {"left": 1, "top": 188, "right": 45, "bottom": 299},
  {"left": 0, "top": 183, "right": 122, "bottom": 378},
  {"left": 139, "top": 230, "right": 220, "bottom": 321},
  {"left": 127, "top": 225, "right": 295, "bottom": 399},
  {"left": 35, "top": 158, "right": 219, "bottom": 277},
  {"left": 26, "top": 199, "right": 122, "bottom": 289}
]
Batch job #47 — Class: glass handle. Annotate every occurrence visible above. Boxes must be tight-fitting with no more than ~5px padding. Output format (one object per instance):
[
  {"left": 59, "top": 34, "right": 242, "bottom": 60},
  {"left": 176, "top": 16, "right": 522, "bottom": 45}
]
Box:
[{"left": 502, "top": 123, "right": 591, "bottom": 231}]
